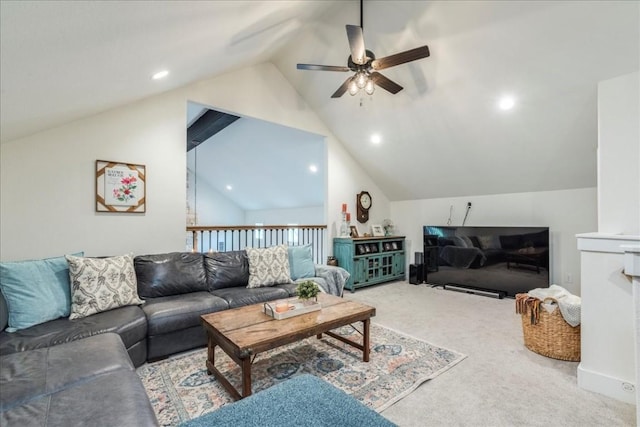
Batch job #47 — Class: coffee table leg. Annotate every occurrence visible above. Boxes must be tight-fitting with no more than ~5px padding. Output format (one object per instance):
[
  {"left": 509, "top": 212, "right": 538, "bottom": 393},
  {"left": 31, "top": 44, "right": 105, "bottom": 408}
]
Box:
[
  {"left": 207, "top": 339, "right": 216, "bottom": 374},
  {"left": 363, "top": 318, "right": 370, "bottom": 362},
  {"left": 241, "top": 357, "right": 252, "bottom": 397}
]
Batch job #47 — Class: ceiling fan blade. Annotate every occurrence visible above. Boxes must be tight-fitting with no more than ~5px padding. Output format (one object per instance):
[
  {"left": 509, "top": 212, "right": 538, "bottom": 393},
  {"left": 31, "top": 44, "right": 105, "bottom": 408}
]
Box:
[
  {"left": 346, "top": 25, "right": 366, "bottom": 65},
  {"left": 370, "top": 72, "right": 403, "bottom": 94},
  {"left": 371, "top": 45, "right": 430, "bottom": 70},
  {"left": 331, "top": 77, "right": 353, "bottom": 98},
  {"left": 297, "top": 64, "right": 350, "bottom": 72}
]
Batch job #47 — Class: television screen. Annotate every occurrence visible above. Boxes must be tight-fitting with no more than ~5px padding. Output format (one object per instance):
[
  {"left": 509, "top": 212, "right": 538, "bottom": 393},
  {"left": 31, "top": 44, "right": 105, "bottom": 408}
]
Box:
[{"left": 423, "top": 225, "right": 550, "bottom": 298}]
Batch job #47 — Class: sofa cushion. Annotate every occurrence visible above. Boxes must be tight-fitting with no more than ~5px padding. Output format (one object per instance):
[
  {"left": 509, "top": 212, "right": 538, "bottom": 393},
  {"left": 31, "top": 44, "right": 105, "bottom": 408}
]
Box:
[
  {"left": 135, "top": 252, "right": 208, "bottom": 298},
  {"left": 211, "top": 287, "right": 289, "bottom": 309},
  {"left": 204, "top": 250, "right": 249, "bottom": 291},
  {"left": 142, "top": 291, "right": 228, "bottom": 336},
  {"left": 246, "top": 245, "right": 292, "bottom": 288},
  {"left": 66, "top": 254, "right": 144, "bottom": 320},
  {"left": 0, "top": 252, "right": 82, "bottom": 332},
  {"left": 273, "top": 282, "right": 299, "bottom": 297},
  {"left": 0, "top": 333, "right": 157, "bottom": 426},
  {"left": 0, "top": 332, "right": 132, "bottom": 411},
  {"left": 287, "top": 244, "right": 315, "bottom": 281},
  {"left": 0, "top": 305, "right": 147, "bottom": 358}
]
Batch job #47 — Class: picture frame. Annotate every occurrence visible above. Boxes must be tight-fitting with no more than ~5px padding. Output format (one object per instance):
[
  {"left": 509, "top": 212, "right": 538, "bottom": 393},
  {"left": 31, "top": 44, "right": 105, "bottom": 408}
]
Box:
[
  {"left": 371, "top": 224, "right": 385, "bottom": 237},
  {"left": 96, "top": 160, "right": 146, "bottom": 213},
  {"left": 357, "top": 245, "right": 366, "bottom": 255},
  {"left": 392, "top": 242, "right": 399, "bottom": 250},
  {"left": 350, "top": 225, "right": 359, "bottom": 238}
]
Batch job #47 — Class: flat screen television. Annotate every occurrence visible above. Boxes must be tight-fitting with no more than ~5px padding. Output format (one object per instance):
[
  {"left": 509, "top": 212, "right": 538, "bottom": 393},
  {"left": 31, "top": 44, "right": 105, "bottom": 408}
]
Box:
[{"left": 423, "top": 225, "right": 550, "bottom": 298}]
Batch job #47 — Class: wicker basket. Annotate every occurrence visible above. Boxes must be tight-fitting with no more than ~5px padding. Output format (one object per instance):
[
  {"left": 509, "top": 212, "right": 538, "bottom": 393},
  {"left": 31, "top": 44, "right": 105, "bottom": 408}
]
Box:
[{"left": 517, "top": 296, "right": 581, "bottom": 361}]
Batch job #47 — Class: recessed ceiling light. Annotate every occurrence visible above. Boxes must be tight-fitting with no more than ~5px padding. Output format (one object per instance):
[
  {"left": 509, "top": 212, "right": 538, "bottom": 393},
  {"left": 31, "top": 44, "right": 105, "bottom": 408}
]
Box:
[
  {"left": 498, "top": 96, "right": 515, "bottom": 110},
  {"left": 308, "top": 164, "right": 318, "bottom": 173},
  {"left": 371, "top": 134, "right": 382, "bottom": 144},
  {"left": 152, "top": 70, "right": 169, "bottom": 80},
  {"left": 225, "top": 185, "right": 232, "bottom": 191}
]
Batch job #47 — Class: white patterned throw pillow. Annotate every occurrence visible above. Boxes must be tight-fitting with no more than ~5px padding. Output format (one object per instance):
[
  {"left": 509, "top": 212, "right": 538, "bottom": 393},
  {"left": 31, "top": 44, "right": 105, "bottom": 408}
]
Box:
[
  {"left": 245, "top": 245, "right": 292, "bottom": 288},
  {"left": 66, "top": 253, "right": 144, "bottom": 319}
]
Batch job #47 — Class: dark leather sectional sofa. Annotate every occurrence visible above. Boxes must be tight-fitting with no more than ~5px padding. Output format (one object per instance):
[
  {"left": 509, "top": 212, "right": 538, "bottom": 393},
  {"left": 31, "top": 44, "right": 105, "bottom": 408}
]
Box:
[{"left": 0, "top": 250, "right": 346, "bottom": 426}]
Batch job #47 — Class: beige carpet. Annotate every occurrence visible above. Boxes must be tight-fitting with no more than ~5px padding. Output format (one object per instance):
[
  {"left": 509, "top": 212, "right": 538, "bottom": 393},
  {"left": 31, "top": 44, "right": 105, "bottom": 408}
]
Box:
[{"left": 345, "top": 282, "right": 636, "bottom": 426}]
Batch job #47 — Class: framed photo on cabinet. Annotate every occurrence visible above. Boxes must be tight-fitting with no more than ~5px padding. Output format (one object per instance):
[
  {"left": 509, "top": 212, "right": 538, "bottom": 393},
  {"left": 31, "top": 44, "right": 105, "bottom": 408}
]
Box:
[{"left": 371, "top": 224, "right": 385, "bottom": 237}]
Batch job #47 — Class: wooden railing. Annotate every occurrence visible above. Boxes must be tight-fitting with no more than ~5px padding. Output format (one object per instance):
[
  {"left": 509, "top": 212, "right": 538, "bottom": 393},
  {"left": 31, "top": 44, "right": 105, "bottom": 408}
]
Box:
[{"left": 186, "top": 225, "right": 328, "bottom": 264}]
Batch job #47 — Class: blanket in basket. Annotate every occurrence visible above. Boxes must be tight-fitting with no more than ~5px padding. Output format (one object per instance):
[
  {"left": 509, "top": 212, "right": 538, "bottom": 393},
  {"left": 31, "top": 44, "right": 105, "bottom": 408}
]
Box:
[{"left": 516, "top": 285, "right": 581, "bottom": 327}]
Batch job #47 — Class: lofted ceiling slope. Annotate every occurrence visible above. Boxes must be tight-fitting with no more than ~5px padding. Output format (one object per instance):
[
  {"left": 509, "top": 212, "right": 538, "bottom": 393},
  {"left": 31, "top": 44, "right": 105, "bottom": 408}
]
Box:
[
  {"left": 273, "top": 1, "right": 639, "bottom": 200},
  {"left": 1, "top": 1, "right": 638, "bottom": 203}
]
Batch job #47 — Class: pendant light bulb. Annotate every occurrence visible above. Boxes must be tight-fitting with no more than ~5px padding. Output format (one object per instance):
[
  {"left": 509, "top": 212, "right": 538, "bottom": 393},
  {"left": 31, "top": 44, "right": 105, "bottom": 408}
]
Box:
[
  {"left": 355, "top": 71, "right": 367, "bottom": 89},
  {"left": 364, "top": 78, "right": 375, "bottom": 95},
  {"left": 348, "top": 78, "right": 359, "bottom": 96}
]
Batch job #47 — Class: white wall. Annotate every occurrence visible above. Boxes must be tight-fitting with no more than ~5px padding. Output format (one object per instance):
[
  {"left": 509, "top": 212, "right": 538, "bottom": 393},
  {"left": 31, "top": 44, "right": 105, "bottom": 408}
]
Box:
[
  {"left": 597, "top": 71, "right": 640, "bottom": 235},
  {"left": 187, "top": 149, "right": 244, "bottom": 225},
  {"left": 391, "top": 187, "right": 597, "bottom": 295},
  {"left": 0, "top": 62, "right": 388, "bottom": 261},
  {"left": 0, "top": 90, "right": 187, "bottom": 259},
  {"left": 245, "top": 206, "right": 324, "bottom": 225}
]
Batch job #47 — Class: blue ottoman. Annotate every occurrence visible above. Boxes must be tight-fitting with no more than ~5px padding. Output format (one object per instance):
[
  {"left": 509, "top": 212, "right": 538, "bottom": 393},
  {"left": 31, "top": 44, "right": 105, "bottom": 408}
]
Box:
[{"left": 179, "top": 374, "right": 396, "bottom": 427}]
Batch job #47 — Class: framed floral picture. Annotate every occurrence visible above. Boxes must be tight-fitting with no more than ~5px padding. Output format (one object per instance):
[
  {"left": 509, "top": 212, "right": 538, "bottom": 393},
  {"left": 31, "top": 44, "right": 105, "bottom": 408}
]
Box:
[{"left": 96, "top": 160, "right": 146, "bottom": 213}]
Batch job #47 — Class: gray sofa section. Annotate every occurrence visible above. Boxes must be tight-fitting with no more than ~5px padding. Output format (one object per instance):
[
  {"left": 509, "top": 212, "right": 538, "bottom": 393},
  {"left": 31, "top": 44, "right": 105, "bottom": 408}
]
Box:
[
  {"left": 0, "top": 250, "right": 346, "bottom": 365},
  {"left": 0, "top": 249, "right": 348, "bottom": 426},
  {"left": 0, "top": 304, "right": 147, "bottom": 367},
  {"left": 0, "top": 332, "right": 157, "bottom": 426}
]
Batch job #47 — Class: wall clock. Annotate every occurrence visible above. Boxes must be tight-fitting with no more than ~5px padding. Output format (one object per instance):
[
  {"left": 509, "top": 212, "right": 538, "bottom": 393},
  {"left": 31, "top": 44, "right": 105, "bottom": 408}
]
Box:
[{"left": 356, "top": 191, "right": 372, "bottom": 223}]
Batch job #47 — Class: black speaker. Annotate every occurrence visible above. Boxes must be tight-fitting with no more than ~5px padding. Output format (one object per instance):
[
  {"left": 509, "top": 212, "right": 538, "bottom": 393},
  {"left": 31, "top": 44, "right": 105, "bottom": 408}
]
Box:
[{"left": 409, "top": 264, "right": 425, "bottom": 285}]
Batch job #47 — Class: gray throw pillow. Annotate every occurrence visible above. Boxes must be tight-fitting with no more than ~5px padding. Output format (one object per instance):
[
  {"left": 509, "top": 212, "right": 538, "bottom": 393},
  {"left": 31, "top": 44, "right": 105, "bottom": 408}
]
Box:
[
  {"left": 66, "top": 253, "right": 144, "bottom": 319},
  {"left": 245, "top": 245, "right": 292, "bottom": 288}
]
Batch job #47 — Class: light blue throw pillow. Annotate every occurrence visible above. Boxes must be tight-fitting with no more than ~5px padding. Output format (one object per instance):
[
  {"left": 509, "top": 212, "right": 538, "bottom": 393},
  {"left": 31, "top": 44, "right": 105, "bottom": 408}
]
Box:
[
  {"left": 0, "top": 252, "right": 82, "bottom": 332},
  {"left": 287, "top": 244, "right": 316, "bottom": 281}
]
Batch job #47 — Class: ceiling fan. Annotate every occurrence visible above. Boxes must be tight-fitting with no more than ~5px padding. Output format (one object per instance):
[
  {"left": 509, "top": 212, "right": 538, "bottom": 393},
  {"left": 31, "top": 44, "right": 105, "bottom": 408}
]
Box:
[{"left": 296, "top": 0, "right": 430, "bottom": 98}]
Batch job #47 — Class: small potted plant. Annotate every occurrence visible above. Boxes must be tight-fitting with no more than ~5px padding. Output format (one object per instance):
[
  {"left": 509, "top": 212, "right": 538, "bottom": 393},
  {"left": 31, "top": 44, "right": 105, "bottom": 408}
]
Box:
[{"left": 295, "top": 280, "right": 320, "bottom": 304}]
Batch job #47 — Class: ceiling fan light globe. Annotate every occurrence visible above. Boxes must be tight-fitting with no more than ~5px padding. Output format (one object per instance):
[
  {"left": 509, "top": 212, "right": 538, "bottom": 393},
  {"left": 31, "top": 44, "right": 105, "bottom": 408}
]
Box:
[
  {"left": 348, "top": 79, "right": 359, "bottom": 96},
  {"left": 364, "top": 79, "right": 375, "bottom": 95},
  {"left": 355, "top": 72, "right": 367, "bottom": 89}
]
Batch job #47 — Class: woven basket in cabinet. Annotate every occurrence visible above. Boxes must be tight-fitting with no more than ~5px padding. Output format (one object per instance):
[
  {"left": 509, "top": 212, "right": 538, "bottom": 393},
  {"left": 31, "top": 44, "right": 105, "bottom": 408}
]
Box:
[{"left": 515, "top": 294, "right": 580, "bottom": 362}]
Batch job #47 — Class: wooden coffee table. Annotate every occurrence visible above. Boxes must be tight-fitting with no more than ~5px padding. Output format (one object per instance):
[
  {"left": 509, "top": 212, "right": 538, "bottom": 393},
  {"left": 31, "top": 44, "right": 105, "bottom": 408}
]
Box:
[{"left": 200, "top": 293, "right": 375, "bottom": 400}]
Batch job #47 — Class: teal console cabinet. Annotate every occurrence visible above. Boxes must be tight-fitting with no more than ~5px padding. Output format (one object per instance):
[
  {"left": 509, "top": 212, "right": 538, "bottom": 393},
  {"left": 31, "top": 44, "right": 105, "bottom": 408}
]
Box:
[{"left": 333, "top": 236, "right": 406, "bottom": 292}]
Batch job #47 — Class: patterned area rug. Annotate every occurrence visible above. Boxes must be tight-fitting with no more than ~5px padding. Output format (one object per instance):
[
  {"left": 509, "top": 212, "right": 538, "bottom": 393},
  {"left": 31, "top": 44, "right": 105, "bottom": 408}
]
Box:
[{"left": 137, "top": 323, "right": 466, "bottom": 426}]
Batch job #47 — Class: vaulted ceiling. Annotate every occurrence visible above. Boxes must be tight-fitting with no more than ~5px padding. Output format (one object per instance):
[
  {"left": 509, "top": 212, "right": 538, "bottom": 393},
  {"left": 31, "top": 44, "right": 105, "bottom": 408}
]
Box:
[{"left": 1, "top": 1, "right": 638, "bottom": 202}]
